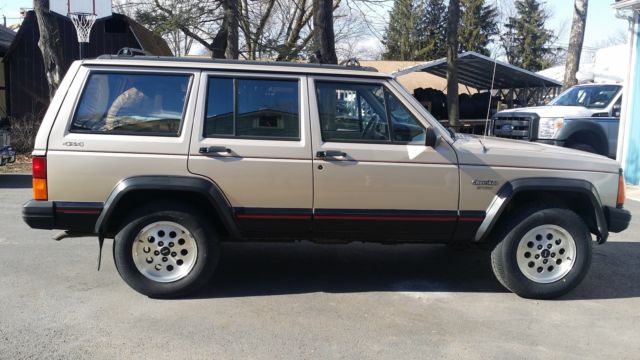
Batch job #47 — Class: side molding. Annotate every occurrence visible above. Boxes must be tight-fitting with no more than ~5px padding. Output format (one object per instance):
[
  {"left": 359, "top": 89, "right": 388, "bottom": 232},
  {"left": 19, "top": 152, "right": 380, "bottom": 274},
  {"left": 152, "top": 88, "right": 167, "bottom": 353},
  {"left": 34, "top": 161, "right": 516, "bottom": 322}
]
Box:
[
  {"left": 95, "top": 175, "right": 240, "bottom": 238},
  {"left": 475, "top": 178, "right": 608, "bottom": 243}
]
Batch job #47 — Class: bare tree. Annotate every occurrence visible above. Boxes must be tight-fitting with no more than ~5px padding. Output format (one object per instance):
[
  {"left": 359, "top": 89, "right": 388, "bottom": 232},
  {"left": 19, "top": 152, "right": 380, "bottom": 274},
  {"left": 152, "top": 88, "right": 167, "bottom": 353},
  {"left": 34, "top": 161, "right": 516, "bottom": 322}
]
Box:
[
  {"left": 33, "top": 0, "right": 65, "bottom": 98},
  {"left": 446, "top": 0, "right": 460, "bottom": 127},
  {"left": 118, "top": 0, "right": 364, "bottom": 61},
  {"left": 563, "top": 0, "right": 588, "bottom": 90},
  {"left": 313, "top": 0, "right": 338, "bottom": 63},
  {"left": 225, "top": 0, "right": 240, "bottom": 59}
]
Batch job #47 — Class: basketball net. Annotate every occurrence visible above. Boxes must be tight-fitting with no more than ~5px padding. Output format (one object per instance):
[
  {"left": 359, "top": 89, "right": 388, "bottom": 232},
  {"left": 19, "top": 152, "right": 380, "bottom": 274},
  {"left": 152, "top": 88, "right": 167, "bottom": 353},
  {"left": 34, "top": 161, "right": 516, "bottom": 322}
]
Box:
[{"left": 69, "top": 12, "right": 97, "bottom": 43}]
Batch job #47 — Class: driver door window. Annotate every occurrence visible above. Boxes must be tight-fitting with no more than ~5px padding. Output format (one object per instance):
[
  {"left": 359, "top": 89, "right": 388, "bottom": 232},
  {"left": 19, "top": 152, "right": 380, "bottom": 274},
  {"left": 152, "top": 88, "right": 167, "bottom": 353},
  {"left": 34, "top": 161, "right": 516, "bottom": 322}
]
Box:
[{"left": 316, "top": 82, "right": 389, "bottom": 141}]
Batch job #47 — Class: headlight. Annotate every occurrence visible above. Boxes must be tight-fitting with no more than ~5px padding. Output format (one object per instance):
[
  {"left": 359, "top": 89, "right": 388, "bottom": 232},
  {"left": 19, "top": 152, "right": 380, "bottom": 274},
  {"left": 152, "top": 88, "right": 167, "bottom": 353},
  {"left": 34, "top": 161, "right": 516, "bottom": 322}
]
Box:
[{"left": 537, "top": 117, "right": 564, "bottom": 139}]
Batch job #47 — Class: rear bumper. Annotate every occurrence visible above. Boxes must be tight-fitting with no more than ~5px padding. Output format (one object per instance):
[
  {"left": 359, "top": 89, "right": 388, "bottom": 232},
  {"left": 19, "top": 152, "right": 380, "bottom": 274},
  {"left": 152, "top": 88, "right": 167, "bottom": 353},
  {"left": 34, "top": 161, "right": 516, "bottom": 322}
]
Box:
[
  {"left": 605, "top": 206, "right": 631, "bottom": 233},
  {"left": 23, "top": 200, "right": 102, "bottom": 233}
]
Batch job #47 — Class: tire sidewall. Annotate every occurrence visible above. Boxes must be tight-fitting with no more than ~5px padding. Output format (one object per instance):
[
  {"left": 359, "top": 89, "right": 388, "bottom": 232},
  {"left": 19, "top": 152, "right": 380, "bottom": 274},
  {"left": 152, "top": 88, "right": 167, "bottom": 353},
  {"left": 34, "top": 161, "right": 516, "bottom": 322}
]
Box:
[
  {"left": 114, "top": 209, "right": 219, "bottom": 298},
  {"left": 499, "top": 208, "right": 592, "bottom": 298}
]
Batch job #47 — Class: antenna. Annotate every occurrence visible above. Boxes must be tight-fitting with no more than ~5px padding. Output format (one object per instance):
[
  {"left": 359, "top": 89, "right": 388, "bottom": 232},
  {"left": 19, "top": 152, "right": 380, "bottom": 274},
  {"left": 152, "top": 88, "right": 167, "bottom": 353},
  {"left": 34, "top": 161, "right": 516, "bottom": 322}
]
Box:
[
  {"left": 484, "top": 57, "right": 498, "bottom": 139},
  {"left": 484, "top": 0, "right": 500, "bottom": 140}
]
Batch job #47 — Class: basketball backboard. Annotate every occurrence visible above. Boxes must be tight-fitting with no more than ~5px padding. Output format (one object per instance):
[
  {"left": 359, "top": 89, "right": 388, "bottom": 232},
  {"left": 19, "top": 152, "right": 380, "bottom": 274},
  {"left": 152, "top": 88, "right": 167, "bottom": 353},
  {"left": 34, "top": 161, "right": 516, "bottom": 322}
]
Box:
[{"left": 50, "top": 0, "right": 112, "bottom": 18}]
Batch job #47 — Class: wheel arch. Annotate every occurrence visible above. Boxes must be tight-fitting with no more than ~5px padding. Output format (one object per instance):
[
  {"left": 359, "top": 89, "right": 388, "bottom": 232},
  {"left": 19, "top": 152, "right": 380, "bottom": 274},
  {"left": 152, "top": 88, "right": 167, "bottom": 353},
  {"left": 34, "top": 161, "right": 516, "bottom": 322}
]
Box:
[
  {"left": 475, "top": 178, "right": 608, "bottom": 244},
  {"left": 95, "top": 176, "right": 240, "bottom": 239},
  {"left": 559, "top": 121, "right": 609, "bottom": 155}
]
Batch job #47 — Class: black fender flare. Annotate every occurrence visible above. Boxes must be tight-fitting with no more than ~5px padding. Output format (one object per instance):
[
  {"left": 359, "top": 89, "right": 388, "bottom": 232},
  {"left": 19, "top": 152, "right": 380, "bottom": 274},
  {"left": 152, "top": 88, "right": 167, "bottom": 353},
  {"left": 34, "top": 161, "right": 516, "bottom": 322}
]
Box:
[
  {"left": 557, "top": 119, "right": 608, "bottom": 154},
  {"left": 474, "top": 177, "right": 608, "bottom": 244},
  {"left": 95, "top": 175, "right": 240, "bottom": 238}
]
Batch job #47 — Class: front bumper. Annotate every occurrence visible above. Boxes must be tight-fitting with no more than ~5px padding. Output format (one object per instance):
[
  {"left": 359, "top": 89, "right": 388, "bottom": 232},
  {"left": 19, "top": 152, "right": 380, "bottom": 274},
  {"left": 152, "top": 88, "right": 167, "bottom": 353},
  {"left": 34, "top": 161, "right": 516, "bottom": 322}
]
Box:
[
  {"left": 605, "top": 206, "right": 631, "bottom": 233},
  {"left": 23, "top": 200, "right": 102, "bottom": 233},
  {"left": 1, "top": 146, "right": 16, "bottom": 165}
]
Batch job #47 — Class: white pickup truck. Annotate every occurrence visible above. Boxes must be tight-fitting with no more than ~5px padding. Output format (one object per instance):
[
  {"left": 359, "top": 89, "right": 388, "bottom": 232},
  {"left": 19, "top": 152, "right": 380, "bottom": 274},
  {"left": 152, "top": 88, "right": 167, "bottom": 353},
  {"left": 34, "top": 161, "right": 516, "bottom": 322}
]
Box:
[{"left": 490, "top": 83, "right": 622, "bottom": 158}]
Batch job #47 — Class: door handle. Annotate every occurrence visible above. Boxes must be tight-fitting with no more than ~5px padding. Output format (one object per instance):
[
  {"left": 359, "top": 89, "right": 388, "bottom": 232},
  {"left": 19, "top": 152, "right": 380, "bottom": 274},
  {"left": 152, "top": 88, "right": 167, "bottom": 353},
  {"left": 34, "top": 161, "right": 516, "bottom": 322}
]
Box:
[
  {"left": 199, "top": 146, "right": 231, "bottom": 154},
  {"left": 316, "top": 150, "right": 347, "bottom": 158}
]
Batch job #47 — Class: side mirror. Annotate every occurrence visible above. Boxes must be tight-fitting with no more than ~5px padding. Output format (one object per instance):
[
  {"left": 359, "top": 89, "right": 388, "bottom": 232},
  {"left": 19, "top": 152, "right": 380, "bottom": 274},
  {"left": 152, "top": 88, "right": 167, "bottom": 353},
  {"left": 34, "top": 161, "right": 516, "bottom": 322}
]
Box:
[
  {"left": 612, "top": 103, "right": 621, "bottom": 118},
  {"left": 425, "top": 127, "right": 438, "bottom": 148}
]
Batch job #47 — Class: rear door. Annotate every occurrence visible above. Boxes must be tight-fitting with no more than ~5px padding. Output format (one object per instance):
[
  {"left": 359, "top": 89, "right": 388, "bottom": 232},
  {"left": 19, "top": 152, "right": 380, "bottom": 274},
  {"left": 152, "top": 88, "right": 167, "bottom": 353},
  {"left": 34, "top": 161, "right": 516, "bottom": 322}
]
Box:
[
  {"left": 188, "top": 72, "right": 313, "bottom": 239},
  {"left": 309, "top": 76, "right": 460, "bottom": 242}
]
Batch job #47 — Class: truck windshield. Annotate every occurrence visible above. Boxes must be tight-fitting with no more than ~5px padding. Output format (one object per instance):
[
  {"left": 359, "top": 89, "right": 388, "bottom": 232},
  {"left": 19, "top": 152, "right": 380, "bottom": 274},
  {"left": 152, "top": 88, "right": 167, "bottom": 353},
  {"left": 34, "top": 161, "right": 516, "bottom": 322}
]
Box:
[{"left": 548, "top": 84, "right": 621, "bottom": 109}]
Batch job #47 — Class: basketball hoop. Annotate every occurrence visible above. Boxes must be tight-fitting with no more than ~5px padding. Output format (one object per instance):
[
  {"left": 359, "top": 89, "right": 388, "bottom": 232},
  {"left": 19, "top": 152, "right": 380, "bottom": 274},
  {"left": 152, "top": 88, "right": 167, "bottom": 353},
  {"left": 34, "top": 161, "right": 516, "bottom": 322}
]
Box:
[
  {"left": 50, "top": 0, "right": 111, "bottom": 59},
  {"left": 69, "top": 12, "right": 97, "bottom": 43}
]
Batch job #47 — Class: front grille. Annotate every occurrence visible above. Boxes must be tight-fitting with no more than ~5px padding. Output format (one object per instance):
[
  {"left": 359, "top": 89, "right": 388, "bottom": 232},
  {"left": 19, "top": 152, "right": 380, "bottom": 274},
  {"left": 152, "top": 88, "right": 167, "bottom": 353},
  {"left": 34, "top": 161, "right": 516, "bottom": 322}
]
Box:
[{"left": 492, "top": 115, "right": 534, "bottom": 140}]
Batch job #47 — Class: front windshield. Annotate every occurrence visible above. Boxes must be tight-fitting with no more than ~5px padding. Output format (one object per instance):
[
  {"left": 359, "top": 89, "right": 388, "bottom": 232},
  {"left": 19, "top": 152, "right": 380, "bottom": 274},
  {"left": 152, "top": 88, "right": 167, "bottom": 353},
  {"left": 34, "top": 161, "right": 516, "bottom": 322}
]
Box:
[{"left": 548, "top": 84, "right": 621, "bottom": 109}]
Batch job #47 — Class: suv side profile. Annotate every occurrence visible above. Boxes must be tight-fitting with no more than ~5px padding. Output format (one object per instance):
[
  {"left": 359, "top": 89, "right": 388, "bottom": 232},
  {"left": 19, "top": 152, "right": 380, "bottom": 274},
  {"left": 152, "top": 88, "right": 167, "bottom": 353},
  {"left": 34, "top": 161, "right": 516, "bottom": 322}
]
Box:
[{"left": 23, "top": 56, "right": 631, "bottom": 299}]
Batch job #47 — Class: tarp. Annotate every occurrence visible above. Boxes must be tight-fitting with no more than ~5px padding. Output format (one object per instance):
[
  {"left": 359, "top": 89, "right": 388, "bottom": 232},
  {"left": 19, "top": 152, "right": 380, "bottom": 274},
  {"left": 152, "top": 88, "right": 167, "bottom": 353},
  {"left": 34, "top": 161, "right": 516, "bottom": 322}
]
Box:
[{"left": 392, "top": 51, "right": 562, "bottom": 90}]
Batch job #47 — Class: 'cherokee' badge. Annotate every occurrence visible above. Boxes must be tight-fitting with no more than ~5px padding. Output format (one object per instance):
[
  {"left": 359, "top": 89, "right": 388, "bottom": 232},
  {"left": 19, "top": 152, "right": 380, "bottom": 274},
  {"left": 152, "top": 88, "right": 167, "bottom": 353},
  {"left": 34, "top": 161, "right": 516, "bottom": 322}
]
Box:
[{"left": 472, "top": 179, "right": 498, "bottom": 186}]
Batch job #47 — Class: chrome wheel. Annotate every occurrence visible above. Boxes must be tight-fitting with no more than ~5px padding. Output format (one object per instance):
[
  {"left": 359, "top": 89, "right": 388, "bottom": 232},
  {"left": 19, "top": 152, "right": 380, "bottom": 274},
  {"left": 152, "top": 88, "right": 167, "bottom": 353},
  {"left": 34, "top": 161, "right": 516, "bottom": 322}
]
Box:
[
  {"left": 516, "top": 224, "right": 577, "bottom": 284},
  {"left": 132, "top": 221, "right": 198, "bottom": 282}
]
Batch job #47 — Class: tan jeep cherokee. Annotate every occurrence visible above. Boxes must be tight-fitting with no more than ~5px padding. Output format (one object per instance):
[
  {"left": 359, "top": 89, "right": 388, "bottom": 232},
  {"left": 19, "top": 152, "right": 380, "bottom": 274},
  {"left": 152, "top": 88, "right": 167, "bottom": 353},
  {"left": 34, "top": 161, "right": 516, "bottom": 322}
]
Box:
[{"left": 23, "top": 56, "right": 631, "bottom": 299}]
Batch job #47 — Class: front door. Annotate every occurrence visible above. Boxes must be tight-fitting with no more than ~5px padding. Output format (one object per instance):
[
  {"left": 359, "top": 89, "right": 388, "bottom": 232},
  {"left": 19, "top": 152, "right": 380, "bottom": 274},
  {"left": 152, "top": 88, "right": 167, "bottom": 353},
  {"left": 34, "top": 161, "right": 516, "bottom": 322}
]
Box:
[{"left": 309, "top": 77, "right": 459, "bottom": 242}]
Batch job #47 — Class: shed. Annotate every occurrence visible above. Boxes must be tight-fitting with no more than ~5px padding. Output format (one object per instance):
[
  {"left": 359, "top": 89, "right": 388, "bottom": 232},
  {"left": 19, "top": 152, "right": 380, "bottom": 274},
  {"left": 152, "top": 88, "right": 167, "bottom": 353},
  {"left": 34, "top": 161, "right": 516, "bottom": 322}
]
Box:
[
  {"left": 0, "top": 25, "right": 16, "bottom": 118},
  {"left": 393, "top": 51, "right": 562, "bottom": 108},
  {"left": 3, "top": 11, "right": 172, "bottom": 120}
]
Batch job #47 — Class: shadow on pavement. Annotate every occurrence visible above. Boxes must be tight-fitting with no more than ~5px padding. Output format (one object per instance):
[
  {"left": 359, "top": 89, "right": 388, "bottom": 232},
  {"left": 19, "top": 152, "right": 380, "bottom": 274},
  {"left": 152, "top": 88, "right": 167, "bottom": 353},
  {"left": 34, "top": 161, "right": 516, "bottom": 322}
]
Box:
[
  {"left": 190, "top": 242, "right": 506, "bottom": 299},
  {"left": 0, "top": 174, "right": 31, "bottom": 189},
  {"left": 186, "top": 240, "right": 640, "bottom": 300}
]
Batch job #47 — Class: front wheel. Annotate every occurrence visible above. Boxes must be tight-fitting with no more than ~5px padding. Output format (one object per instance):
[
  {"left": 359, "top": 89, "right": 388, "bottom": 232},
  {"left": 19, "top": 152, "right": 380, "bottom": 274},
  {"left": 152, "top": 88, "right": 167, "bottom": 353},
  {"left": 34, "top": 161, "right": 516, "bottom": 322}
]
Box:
[
  {"left": 567, "top": 142, "right": 597, "bottom": 155},
  {"left": 490, "top": 208, "right": 592, "bottom": 299},
  {"left": 113, "top": 203, "right": 220, "bottom": 298}
]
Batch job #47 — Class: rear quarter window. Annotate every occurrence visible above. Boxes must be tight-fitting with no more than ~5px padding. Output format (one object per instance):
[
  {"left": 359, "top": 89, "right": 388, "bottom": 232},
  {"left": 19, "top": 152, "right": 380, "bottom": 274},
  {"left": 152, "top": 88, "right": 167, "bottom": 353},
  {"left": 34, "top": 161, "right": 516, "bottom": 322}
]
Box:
[{"left": 71, "top": 72, "right": 192, "bottom": 136}]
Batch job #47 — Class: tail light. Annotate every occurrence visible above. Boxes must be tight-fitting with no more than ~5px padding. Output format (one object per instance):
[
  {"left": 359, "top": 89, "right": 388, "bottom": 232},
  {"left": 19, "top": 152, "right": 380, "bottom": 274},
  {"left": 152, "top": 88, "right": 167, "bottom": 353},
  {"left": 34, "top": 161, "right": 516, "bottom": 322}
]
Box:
[
  {"left": 617, "top": 170, "right": 625, "bottom": 208},
  {"left": 32, "top": 156, "right": 47, "bottom": 201}
]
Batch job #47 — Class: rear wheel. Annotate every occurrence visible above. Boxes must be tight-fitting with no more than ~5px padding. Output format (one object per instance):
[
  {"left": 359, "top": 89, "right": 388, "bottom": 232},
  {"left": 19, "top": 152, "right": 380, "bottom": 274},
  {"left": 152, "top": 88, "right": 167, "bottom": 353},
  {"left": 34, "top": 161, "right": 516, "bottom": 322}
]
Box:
[
  {"left": 113, "top": 203, "right": 220, "bottom": 298},
  {"left": 490, "top": 207, "right": 592, "bottom": 299}
]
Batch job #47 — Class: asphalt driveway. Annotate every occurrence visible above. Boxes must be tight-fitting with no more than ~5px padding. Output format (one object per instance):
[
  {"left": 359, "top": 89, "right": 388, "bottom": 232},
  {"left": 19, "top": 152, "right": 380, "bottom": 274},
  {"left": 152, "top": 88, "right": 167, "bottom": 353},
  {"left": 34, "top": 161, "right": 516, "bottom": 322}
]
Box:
[{"left": 1, "top": 174, "right": 639, "bottom": 359}]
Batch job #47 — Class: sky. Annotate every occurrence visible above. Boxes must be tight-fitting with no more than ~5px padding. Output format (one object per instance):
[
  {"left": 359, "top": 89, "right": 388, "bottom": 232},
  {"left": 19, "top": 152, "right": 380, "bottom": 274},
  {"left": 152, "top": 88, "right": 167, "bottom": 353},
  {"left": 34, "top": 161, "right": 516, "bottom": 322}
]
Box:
[{"left": 0, "top": 0, "right": 631, "bottom": 58}]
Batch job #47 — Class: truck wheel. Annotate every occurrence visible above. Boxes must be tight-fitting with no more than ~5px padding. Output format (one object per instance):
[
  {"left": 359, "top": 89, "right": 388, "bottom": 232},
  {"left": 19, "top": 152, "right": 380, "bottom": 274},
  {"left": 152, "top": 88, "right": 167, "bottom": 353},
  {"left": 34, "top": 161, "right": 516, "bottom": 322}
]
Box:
[
  {"left": 568, "top": 143, "right": 597, "bottom": 154},
  {"left": 113, "top": 202, "right": 220, "bottom": 298},
  {"left": 490, "top": 207, "right": 592, "bottom": 299}
]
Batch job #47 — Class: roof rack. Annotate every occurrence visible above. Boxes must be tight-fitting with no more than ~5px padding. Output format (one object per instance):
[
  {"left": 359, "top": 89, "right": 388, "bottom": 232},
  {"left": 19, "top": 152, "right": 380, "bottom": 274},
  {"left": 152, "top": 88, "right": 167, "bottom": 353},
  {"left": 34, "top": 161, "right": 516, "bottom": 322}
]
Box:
[{"left": 96, "top": 50, "right": 378, "bottom": 72}]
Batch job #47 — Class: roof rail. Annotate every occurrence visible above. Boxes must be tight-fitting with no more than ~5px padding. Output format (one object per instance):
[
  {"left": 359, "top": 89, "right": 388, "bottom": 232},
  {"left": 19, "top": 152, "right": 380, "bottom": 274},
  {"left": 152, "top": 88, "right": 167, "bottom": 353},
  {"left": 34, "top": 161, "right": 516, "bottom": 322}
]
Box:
[{"left": 96, "top": 51, "right": 378, "bottom": 72}]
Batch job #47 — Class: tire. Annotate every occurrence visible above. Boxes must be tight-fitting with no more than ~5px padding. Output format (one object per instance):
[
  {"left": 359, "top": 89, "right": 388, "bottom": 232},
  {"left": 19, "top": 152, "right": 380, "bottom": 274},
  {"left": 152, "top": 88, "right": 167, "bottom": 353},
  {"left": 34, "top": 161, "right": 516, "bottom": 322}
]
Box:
[
  {"left": 113, "top": 202, "right": 220, "bottom": 298},
  {"left": 568, "top": 143, "right": 597, "bottom": 154},
  {"left": 490, "top": 207, "right": 592, "bottom": 299}
]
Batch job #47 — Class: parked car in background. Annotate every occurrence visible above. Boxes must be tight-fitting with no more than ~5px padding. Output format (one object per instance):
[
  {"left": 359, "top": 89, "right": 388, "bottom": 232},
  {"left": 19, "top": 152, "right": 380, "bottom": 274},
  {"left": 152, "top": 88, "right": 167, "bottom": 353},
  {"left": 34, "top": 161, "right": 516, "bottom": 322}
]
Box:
[
  {"left": 0, "top": 118, "right": 16, "bottom": 166},
  {"left": 490, "top": 83, "right": 622, "bottom": 158}
]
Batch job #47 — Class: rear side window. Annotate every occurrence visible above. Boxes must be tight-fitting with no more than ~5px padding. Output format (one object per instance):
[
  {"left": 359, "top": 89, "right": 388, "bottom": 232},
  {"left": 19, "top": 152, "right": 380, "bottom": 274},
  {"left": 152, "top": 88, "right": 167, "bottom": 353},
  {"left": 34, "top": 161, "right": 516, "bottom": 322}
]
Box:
[
  {"left": 204, "top": 77, "right": 300, "bottom": 140},
  {"left": 71, "top": 72, "right": 191, "bottom": 135}
]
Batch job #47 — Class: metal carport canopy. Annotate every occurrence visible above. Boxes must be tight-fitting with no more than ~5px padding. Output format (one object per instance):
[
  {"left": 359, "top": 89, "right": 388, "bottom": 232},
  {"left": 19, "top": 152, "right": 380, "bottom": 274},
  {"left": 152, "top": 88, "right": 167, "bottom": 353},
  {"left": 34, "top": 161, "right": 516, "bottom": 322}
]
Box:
[{"left": 392, "top": 51, "right": 562, "bottom": 90}]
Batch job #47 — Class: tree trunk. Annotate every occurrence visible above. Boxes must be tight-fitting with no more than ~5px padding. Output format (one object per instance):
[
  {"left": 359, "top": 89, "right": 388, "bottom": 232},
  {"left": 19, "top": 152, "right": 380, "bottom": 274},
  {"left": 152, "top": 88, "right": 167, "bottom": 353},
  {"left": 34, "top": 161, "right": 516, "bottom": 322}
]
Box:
[
  {"left": 312, "top": 0, "right": 338, "bottom": 64},
  {"left": 446, "top": 0, "right": 460, "bottom": 127},
  {"left": 33, "top": 0, "right": 65, "bottom": 99},
  {"left": 211, "top": 18, "right": 228, "bottom": 59},
  {"left": 225, "top": 0, "right": 239, "bottom": 59},
  {"left": 563, "top": 0, "right": 588, "bottom": 91}
]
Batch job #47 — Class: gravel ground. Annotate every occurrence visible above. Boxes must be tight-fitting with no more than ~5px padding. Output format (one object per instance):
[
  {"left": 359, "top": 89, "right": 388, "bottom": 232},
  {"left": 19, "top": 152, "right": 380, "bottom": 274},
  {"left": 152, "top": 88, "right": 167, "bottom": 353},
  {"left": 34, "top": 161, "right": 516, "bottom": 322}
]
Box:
[{"left": 1, "top": 173, "right": 639, "bottom": 359}]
